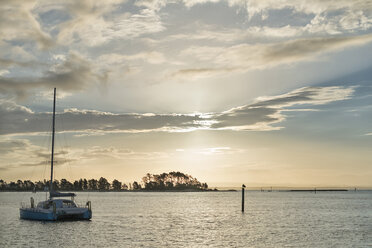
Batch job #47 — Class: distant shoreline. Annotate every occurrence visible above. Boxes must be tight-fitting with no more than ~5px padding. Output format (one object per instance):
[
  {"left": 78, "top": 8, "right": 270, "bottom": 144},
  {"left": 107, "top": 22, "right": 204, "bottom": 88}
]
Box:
[
  {"left": 288, "top": 189, "right": 348, "bottom": 192},
  {"left": 2, "top": 189, "right": 372, "bottom": 193}
]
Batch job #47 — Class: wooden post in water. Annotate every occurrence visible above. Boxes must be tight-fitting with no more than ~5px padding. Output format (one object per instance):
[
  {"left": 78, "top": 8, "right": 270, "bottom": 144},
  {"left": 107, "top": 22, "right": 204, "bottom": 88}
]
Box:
[{"left": 242, "top": 184, "right": 246, "bottom": 212}]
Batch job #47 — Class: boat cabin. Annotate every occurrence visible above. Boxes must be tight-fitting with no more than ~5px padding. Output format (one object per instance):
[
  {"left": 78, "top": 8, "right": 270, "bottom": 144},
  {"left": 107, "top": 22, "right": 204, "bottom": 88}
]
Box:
[{"left": 37, "top": 199, "right": 77, "bottom": 209}]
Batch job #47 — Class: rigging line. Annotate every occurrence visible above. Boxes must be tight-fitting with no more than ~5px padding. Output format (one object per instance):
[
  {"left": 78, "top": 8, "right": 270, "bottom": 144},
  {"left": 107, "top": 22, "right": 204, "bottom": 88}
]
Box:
[
  {"left": 59, "top": 112, "right": 74, "bottom": 183},
  {"left": 55, "top": 112, "right": 74, "bottom": 185},
  {"left": 44, "top": 94, "right": 53, "bottom": 184},
  {"left": 28, "top": 132, "right": 50, "bottom": 191}
]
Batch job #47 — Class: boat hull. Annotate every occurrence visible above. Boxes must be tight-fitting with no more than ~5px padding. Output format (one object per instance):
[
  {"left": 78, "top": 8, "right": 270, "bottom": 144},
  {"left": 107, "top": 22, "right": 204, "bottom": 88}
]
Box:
[{"left": 20, "top": 208, "right": 92, "bottom": 221}]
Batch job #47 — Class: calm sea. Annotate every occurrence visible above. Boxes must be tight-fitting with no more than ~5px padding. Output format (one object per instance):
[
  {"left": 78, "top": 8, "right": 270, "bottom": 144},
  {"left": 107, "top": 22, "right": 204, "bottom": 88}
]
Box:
[{"left": 0, "top": 191, "right": 371, "bottom": 247}]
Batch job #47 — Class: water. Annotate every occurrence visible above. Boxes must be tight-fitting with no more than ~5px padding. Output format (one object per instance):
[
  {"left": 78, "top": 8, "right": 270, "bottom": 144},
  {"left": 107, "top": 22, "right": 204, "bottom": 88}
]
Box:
[{"left": 0, "top": 191, "right": 371, "bottom": 247}]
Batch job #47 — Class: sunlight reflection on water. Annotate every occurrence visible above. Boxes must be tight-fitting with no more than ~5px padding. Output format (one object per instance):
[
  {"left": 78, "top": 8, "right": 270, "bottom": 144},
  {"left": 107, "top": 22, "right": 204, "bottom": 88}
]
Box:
[{"left": 0, "top": 191, "right": 371, "bottom": 247}]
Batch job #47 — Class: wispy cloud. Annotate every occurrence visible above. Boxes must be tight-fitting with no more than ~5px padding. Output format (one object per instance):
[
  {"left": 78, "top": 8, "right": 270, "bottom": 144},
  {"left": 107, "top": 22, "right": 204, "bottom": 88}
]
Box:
[
  {"left": 78, "top": 146, "right": 169, "bottom": 160},
  {"left": 184, "top": 147, "right": 244, "bottom": 156},
  {"left": 98, "top": 51, "right": 166, "bottom": 66},
  {"left": 0, "top": 140, "right": 169, "bottom": 171},
  {"left": 0, "top": 139, "right": 72, "bottom": 170},
  {"left": 174, "top": 34, "right": 372, "bottom": 79}
]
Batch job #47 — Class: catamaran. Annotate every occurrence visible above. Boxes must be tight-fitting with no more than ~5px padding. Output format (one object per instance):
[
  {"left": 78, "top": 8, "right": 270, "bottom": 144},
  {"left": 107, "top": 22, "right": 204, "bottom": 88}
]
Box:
[{"left": 20, "top": 88, "right": 92, "bottom": 221}]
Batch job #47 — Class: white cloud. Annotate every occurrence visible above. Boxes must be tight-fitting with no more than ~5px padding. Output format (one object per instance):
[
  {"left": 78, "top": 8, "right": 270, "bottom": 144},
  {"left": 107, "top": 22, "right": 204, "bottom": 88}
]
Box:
[
  {"left": 0, "top": 70, "right": 9, "bottom": 76},
  {"left": 182, "top": 0, "right": 220, "bottom": 8}
]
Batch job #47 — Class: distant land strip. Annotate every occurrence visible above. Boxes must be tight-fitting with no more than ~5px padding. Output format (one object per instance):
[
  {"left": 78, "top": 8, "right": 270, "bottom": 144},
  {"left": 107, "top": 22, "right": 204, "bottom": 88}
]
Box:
[{"left": 288, "top": 189, "right": 348, "bottom": 192}]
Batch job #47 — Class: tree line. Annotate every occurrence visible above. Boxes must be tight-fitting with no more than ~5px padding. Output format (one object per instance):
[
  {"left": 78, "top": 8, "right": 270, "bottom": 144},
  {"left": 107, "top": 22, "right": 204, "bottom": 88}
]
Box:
[{"left": 0, "top": 171, "right": 209, "bottom": 191}]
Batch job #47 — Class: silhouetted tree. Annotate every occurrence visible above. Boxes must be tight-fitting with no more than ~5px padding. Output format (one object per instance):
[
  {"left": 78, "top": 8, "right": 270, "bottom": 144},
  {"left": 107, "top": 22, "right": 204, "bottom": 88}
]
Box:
[
  {"left": 0, "top": 180, "right": 5, "bottom": 190},
  {"left": 88, "top": 179, "right": 98, "bottom": 190},
  {"left": 23, "top": 180, "right": 35, "bottom": 191},
  {"left": 98, "top": 177, "right": 110, "bottom": 191},
  {"left": 78, "top": 179, "right": 84, "bottom": 191},
  {"left": 141, "top": 171, "right": 208, "bottom": 191},
  {"left": 83, "top": 179, "right": 88, "bottom": 190},
  {"left": 122, "top": 183, "right": 128, "bottom": 190},
  {"left": 60, "top": 179, "right": 73, "bottom": 190},
  {"left": 52, "top": 180, "right": 60, "bottom": 191},
  {"left": 112, "top": 179, "right": 122, "bottom": 191},
  {"left": 132, "top": 181, "right": 141, "bottom": 190}
]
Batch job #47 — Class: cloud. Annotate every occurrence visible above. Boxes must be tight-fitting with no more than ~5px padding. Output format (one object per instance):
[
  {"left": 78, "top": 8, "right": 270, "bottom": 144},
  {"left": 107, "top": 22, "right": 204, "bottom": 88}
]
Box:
[
  {"left": 98, "top": 51, "right": 166, "bottom": 66},
  {"left": 0, "top": 70, "right": 9, "bottom": 76},
  {"left": 51, "top": 0, "right": 165, "bottom": 47},
  {"left": 121, "top": 52, "right": 166, "bottom": 64},
  {"left": 0, "top": 100, "right": 205, "bottom": 135},
  {"left": 1, "top": 0, "right": 166, "bottom": 49},
  {"left": 227, "top": 0, "right": 372, "bottom": 19},
  {"left": 0, "top": 86, "right": 354, "bottom": 135},
  {"left": 78, "top": 146, "right": 169, "bottom": 160},
  {"left": 212, "top": 86, "right": 354, "bottom": 130},
  {"left": 181, "top": 147, "right": 245, "bottom": 156},
  {"left": 171, "top": 67, "right": 238, "bottom": 80},
  {"left": 0, "top": 139, "right": 170, "bottom": 171},
  {"left": 0, "top": 53, "right": 108, "bottom": 99},
  {"left": 0, "top": 58, "right": 38, "bottom": 68},
  {"left": 0, "top": 138, "right": 73, "bottom": 170},
  {"left": 0, "top": 139, "right": 28, "bottom": 154},
  {"left": 178, "top": 0, "right": 372, "bottom": 38},
  {"left": 224, "top": 0, "right": 372, "bottom": 35},
  {"left": 182, "top": 0, "right": 221, "bottom": 8},
  {"left": 0, "top": 0, "right": 53, "bottom": 49},
  {"left": 174, "top": 34, "right": 372, "bottom": 79},
  {"left": 261, "top": 35, "right": 372, "bottom": 62}
]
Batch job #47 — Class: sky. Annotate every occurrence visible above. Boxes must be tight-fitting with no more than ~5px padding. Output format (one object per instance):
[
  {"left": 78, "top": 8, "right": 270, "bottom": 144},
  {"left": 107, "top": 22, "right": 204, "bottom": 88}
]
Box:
[{"left": 1, "top": 0, "right": 372, "bottom": 187}]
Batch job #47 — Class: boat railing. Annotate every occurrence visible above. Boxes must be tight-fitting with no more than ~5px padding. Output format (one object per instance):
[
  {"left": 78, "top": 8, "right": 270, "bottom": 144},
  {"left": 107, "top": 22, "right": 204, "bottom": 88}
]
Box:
[
  {"left": 20, "top": 203, "right": 45, "bottom": 212},
  {"left": 21, "top": 201, "right": 90, "bottom": 209},
  {"left": 75, "top": 202, "right": 90, "bottom": 209},
  {"left": 20, "top": 202, "right": 31, "bottom": 208}
]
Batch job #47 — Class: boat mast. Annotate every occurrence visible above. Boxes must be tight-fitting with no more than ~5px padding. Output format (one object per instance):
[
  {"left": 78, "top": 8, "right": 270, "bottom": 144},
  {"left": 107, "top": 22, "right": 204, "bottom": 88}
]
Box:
[{"left": 50, "top": 88, "right": 56, "bottom": 198}]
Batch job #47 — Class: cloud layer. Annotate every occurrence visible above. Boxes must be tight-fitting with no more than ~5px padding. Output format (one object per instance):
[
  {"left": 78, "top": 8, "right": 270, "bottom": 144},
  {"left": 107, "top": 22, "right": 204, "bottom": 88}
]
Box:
[{"left": 0, "top": 86, "right": 354, "bottom": 135}]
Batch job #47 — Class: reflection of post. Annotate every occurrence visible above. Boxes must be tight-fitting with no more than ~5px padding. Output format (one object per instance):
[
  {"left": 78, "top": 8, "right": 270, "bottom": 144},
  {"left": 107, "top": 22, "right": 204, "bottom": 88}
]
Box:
[{"left": 242, "top": 184, "right": 246, "bottom": 212}]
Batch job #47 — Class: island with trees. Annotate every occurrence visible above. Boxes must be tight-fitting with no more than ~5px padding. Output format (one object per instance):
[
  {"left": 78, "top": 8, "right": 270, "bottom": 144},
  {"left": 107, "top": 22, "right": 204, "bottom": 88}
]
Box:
[{"left": 0, "top": 171, "right": 213, "bottom": 192}]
